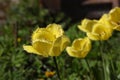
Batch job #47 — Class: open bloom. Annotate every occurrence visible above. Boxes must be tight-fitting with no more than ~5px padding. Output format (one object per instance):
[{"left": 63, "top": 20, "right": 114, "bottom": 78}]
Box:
[
  {"left": 87, "top": 14, "right": 113, "bottom": 40},
  {"left": 66, "top": 37, "right": 91, "bottom": 58},
  {"left": 23, "top": 23, "right": 70, "bottom": 57},
  {"left": 109, "top": 7, "right": 120, "bottom": 31},
  {"left": 78, "top": 14, "right": 113, "bottom": 40}
]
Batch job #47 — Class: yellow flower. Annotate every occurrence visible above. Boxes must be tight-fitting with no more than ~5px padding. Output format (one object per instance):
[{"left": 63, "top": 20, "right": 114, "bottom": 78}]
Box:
[
  {"left": 38, "top": 79, "right": 44, "bottom": 80},
  {"left": 23, "top": 23, "right": 70, "bottom": 57},
  {"left": 17, "top": 37, "right": 21, "bottom": 42},
  {"left": 78, "top": 14, "right": 113, "bottom": 41},
  {"left": 109, "top": 7, "right": 120, "bottom": 31},
  {"left": 78, "top": 18, "right": 97, "bottom": 33},
  {"left": 45, "top": 71, "right": 55, "bottom": 77},
  {"left": 87, "top": 23, "right": 112, "bottom": 40},
  {"left": 99, "top": 14, "right": 114, "bottom": 29},
  {"left": 66, "top": 37, "right": 91, "bottom": 58},
  {"left": 86, "top": 14, "right": 113, "bottom": 40}
]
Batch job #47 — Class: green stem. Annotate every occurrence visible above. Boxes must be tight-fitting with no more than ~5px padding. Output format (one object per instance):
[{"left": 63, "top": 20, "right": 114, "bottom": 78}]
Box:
[
  {"left": 85, "top": 59, "right": 91, "bottom": 72},
  {"left": 99, "top": 41, "right": 106, "bottom": 80},
  {"left": 109, "top": 50, "right": 115, "bottom": 79},
  {"left": 99, "top": 41, "right": 110, "bottom": 80},
  {"left": 53, "top": 56, "right": 61, "bottom": 80},
  {"left": 106, "top": 41, "right": 116, "bottom": 79},
  {"left": 110, "top": 57, "right": 115, "bottom": 72}
]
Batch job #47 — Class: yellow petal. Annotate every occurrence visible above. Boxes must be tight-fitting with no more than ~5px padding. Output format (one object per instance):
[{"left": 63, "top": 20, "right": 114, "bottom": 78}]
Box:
[
  {"left": 93, "top": 23, "right": 112, "bottom": 40},
  {"left": 99, "top": 14, "right": 109, "bottom": 23},
  {"left": 60, "top": 35, "right": 70, "bottom": 51},
  {"left": 93, "top": 24, "right": 106, "bottom": 33},
  {"left": 66, "top": 46, "right": 90, "bottom": 58},
  {"left": 99, "top": 14, "right": 114, "bottom": 29},
  {"left": 115, "top": 25, "right": 120, "bottom": 31},
  {"left": 87, "top": 23, "right": 113, "bottom": 40},
  {"left": 72, "top": 38, "right": 84, "bottom": 50},
  {"left": 78, "top": 19, "right": 97, "bottom": 33},
  {"left": 49, "top": 36, "right": 70, "bottom": 56},
  {"left": 49, "top": 37, "right": 62, "bottom": 56},
  {"left": 72, "top": 37, "right": 91, "bottom": 50},
  {"left": 32, "top": 28, "right": 55, "bottom": 42},
  {"left": 87, "top": 33, "right": 100, "bottom": 40},
  {"left": 46, "top": 23, "right": 64, "bottom": 38},
  {"left": 23, "top": 45, "right": 42, "bottom": 55},
  {"left": 32, "top": 41, "right": 52, "bottom": 57},
  {"left": 50, "top": 46, "right": 61, "bottom": 56},
  {"left": 109, "top": 7, "right": 120, "bottom": 23},
  {"left": 66, "top": 47, "right": 81, "bottom": 58}
]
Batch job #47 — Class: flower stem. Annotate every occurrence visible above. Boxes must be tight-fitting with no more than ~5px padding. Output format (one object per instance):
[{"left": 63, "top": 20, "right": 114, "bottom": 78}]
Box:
[
  {"left": 99, "top": 41, "right": 110, "bottom": 80},
  {"left": 53, "top": 56, "right": 61, "bottom": 80},
  {"left": 99, "top": 41, "right": 106, "bottom": 80},
  {"left": 85, "top": 59, "right": 95, "bottom": 80}
]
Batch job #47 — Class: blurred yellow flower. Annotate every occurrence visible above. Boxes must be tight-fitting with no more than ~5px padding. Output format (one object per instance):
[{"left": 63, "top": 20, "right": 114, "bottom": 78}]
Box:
[
  {"left": 87, "top": 23, "right": 112, "bottom": 40},
  {"left": 23, "top": 23, "right": 70, "bottom": 57},
  {"left": 45, "top": 71, "right": 55, "bottom": 77},
  {"left": 109, "top": 7, "right": 120, "bottom": 31},
  {"left": 99, "top": 14, "right": 114, "bottom": 29},
  {"left": 78, "top": 18, "right": 97, "bottom": 33},
  {"left": 38, "top": 79, "right": 44, "bottom": 80},
  {"left": 87, "top": 14, "right": 113, "bottom": 40},
  {"left": 66, "top": 37, "right": 91, "bottom": 58},
  {"left": 78, "top": 14, "right": 113, "bottom": 41},
  {"left": 17, "top": 37, "right": 21, "bottom": 42}
]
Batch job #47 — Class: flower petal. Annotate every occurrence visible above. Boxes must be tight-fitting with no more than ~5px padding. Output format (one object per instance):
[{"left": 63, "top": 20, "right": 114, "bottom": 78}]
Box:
[
  {"left": 32, "top": 41, "right": 52, "bottom": 57},
  {"left": 66, "top": 47, "right": 89, "bottom": 58},
  {"left": 66, "top": 47, "right": 80, "bottom": 57},
  {"left": 49, "top": 37, "right": 62, "bottom": 56},
  {"left": 109, "top": 7, "right": 120, "bottom": 23},
  {"left": 92, "top": 23, "right": 112, "bottom": 40},
  {"left": 23, "top": 45, "right": 42, "bottom": 55},
  {"left": 86, "top": 22, "right": 113, "bottom": 41},
  {"left": 78, "top": 19, "right": 97, "bottom": 33},
  {"left": 87, "top": 33, "right": 99, "bottom": 40},
  {"left": 115, "top": 25, "right": 120, "bottom": 31},
  {"left": 32, "top": 28, "right": 55, "bottom": 42},
  {"left": 99, "top": 14, "right": 114, "bottom": 29},
  {"left": 46, "top": 23, "right": 64, "bottom": 38},
  {"left": 72, "top": 37, "right": 91, "bottom": 50},
  {"left": 60, "top": 35, "right": 70, "bottom": 51},
  {"left": 49, "top": 35, "right": 70, "bottom": 56}
]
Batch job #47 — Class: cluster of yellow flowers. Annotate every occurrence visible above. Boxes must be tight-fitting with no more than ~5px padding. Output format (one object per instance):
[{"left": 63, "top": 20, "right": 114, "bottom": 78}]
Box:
[
  {"left": 23, "top": 7, "right": 120, "bottom": 58},
  {"left": 67, "top": 7, "right": 120, "bottom": 58}
]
